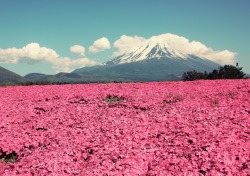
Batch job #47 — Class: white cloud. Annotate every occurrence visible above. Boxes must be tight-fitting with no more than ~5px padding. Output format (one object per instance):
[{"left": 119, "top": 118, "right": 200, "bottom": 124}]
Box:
[
  {"left": 0, "top": 43, "right": 59, "bottom": 64},
  {"left": 70, "top": 45, "right": 85, "bottom": 56},
  {"left": 0, "top": 43, "right": 98, "bottom": 72},
  {"left": 152, "top": 33, "right": 236, "bottom": 65},
  {"left": 89, "top": 37, "right": 111, "bottom": 53},
  {"left": 113, "top": 33, "right": 237, "bottom": 65},
  {"left": 53, "top": 57, "right": 97, "bottom": 72},
  {"left": 113, "top": 35, "right": 147, "bottom": 57}
]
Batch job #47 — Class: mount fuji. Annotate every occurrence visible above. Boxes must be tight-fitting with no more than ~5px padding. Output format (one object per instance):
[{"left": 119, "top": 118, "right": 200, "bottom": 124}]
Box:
[
  {"left": 25, "top": 37, "right": 221, "bottom": 82},
  {"left": 105, "top": 37, "right": 191, "bottom": 65},
  {"left": 71, "top": 37, "right": 220, "bottom": 82}
]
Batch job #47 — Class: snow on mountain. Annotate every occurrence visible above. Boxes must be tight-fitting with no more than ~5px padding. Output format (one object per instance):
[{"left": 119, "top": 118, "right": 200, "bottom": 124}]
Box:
[{"left": 105, "top": 36, "right": 200, "bottom": 65}]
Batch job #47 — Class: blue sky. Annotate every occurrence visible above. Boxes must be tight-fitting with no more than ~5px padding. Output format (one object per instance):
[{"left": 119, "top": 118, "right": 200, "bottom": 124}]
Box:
[{"left": 0, "top": 0, "right": 250, "bottom": 76}]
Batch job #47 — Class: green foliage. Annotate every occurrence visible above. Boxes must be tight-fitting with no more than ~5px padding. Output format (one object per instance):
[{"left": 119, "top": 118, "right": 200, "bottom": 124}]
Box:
[
  {"left": 104, "top": 95, "right": 124, "bottom": 103},
  {"left": 207, "top": 65, "right": 245, "bottom": 79},
  {"left": 0, "top": 82, "right": 19, "bottom": 87},
  {"left": 0, "top": 151, "right": 18, "bottom": 163},
  {"left": 182, "top": 64, "right": 246, "bottom": 81}
]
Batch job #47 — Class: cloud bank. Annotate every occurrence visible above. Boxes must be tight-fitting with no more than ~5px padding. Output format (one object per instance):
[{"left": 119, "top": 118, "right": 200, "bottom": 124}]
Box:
[
  {"left": 70, "top": 45, "right": 85, "bottom": 56},
  {"left": 0, "top": 43, "right": 97, "bottom": 72},
  {"left": 89, "top": 37, "right": 111, "bottom": 53},
  {"left": 113, "top": 33, "right": 237, "bottom": 65},
  {"left": 0, "top": 33, "right": 237, "bottom": 74}
]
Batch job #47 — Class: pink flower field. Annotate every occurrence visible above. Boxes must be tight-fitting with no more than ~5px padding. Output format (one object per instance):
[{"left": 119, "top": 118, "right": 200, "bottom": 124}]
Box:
[{"left": 0, "top": 79, "right": 249, "bottom": 175}]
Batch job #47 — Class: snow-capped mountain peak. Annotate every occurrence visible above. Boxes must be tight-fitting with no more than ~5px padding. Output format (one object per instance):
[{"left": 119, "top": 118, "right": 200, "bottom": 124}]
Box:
[{"left": 105, "top": 37, "right": 189, "bottom": 65}]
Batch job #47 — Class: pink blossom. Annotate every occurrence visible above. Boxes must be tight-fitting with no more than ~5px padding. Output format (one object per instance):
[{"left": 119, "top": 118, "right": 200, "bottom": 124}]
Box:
[{"left": 0, "top": 79, "right": 249, "bottom": 175}]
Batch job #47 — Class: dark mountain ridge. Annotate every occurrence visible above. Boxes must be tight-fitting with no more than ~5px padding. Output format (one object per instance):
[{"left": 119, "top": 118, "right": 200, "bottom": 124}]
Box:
[{"left": 0, "top": 66, "right": 26, "bottom": 83}]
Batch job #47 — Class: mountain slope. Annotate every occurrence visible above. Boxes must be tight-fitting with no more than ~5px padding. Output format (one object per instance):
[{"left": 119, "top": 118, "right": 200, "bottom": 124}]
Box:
[
  {"left": 73, "top": 57, "right": 219, "bottom": 82},
  {"left": 0, "top": 66, "right": 26, "bottom": 83}
]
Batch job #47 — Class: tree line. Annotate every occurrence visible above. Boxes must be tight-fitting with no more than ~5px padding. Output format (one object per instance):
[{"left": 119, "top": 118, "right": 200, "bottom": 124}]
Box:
[{"left": 182, "top": 64, "right": 246, "bottom": 81}]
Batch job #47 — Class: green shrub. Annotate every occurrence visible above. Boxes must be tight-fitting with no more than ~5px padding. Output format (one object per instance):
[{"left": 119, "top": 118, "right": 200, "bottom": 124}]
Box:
[
  {"left": 182, "top": 70, "right": 207, "bottom": 81},
  {"left": 104, "top": 95, "right": 124, "bottom": 103},
  {"left": 0, "top": 151, "right": 18, "bottom": 163}
]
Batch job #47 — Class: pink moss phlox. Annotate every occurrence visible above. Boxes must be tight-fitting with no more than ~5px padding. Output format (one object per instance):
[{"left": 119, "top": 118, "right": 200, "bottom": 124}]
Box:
[{"left": 0, "top": 80, "right": 249, "bottom": 175}]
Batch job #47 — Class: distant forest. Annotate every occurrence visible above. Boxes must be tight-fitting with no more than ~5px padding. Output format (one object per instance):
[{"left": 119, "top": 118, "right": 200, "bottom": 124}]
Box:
[{"left": 182, "top": 65, "right": 247, "bottom": 81}]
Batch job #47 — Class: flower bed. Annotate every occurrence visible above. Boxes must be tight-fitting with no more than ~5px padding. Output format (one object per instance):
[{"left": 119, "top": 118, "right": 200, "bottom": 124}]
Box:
[{"left": 0, "top": 79, "right": 249, "bottom": 175}]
